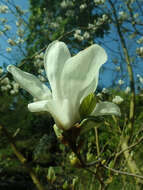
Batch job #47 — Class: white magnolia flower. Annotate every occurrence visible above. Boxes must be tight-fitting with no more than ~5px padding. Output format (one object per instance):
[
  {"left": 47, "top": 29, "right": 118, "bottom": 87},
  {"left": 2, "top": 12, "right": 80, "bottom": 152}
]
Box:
[
  {"left": 12, "top": 82, "right": 19, "bottom": 90},
  {"left": 102, "top": 88, "right": 108, "bottom": 94},
  {"left": 88, "top": 23, "right": 94, "bottom": 29},
  {"left": 6, "top": 47, "right": 12, "bottom": 52},
  {"left": 97, "top": 93, "right": 102, "bottom": 98},
  {"left": 16, "top": 21, "right": 21, "bottom": 27},
  {"left": 118, "top": 79, "right": 124, "bottom": 85},
  {"left": 1, "top": 86, "right": 8, "bottom": 91},
  {"left": 7, "top": 41, "right": 120, "bottom": 130},
  {"left": 75, "top": 29, "right": 81, "bottom": 35},
  {"left": 102, "top": 14, "right": 108, "bottom": 21},
  {"left": 0, "top": 31, "right": 4, "bottom": 35},
  {"left": 133, "top": 13, "right": 139, "bottom": 19},
  {"left": 0, "top": 68, "right": 3, "bottom": 75},
  {"left": 38, "top": 75, "right": 47, "bottom": 82},
  {"left": 74, "top": 34, "right": 84, "bottom": 41},
  {"left": 1, "top": 77, "right": 10, "bottom": 85},
  {"left": 16, "top": 37, "right": 24, "bottom": 44},
  {"left": 7, "top": 39, "right": 16, "bottom": 46},
  {"left": 80, "top": 3, "right": 87, "bottom": 10},
  {"left": 83, "top": 31, "right": 90, "bottom": 39},
  {"left": 137, "top": 74, "right": 143, "bottom": 85},
  {"left": 116, "top": 66, "right": 120, "bottom": 71},
  {"left": 4, "top": 25, "right": 11, "bottom": 31},
  {"left": 112, "top": 96, "right": 123, "bottom": 104},
  {"left": 94, "top": 0, "right": 105, "bottom": 5},
  {"left": 1, "top": 18, "right": 7, "bottom": 24},
  {"left": 10, "top": 89, "right": 16, "bottom": 95},
  {"left": 119, "top": 11, "right": 128, "bottom": 20},
  {"left": 137, "top": 37, "right": 143, "bottom": 44},
  {"left": 61, "top": 0, "right": 73, "bottom": 8},
  {"left": 125, "top": 86, "right": 130, "bottom": 94},
  {"left": 6, "top": 84, "right": 11, "bottom": 89},
  {"left": 0, "top": 5, "right": 8, "bottom": 13}
]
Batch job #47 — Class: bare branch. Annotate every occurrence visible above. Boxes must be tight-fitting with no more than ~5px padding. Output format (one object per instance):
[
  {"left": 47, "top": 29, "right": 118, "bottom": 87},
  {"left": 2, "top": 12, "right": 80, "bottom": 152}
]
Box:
[{"left": 103, "top": 165, "right": 143, "bottom": 180}]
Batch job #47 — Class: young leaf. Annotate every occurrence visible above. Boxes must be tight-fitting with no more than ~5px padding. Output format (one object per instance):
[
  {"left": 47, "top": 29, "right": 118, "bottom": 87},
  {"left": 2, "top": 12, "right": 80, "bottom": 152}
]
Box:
[{"left": 79, "top": 93, "right": 97, "bottom": 118}]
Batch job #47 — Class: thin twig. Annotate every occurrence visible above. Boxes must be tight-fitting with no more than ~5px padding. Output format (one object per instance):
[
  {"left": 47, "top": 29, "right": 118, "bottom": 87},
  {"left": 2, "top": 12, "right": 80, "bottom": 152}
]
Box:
[
  {"left": 57, "top": 29, "right": 75, "bottom": 40},
  {"left": 117, "top": 136, "right": 143, "bottom": 157},
  {"left": 103, "top": 165, "right": 143, "bottom": 180},
  {"left": 95, "top": 127, "right": 100, "bottom": 156}
]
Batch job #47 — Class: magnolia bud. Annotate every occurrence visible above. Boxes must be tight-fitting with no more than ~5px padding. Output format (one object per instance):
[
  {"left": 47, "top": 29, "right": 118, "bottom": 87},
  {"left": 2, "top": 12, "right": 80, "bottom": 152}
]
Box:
[
  {"left": 63, "top": 181, "right": 68, "bottom": 189},
  {"left": 71, "top": 177, "right": 78, "bottom": 188},
  {"left": 69, "top": 152, "right": 81, "bottom": 167},
  {"left": 47, "top": 167, "right": 56, "bottom": 184},
  {"left": 53, "top": 124, "right": 63, "bottom": 140}
]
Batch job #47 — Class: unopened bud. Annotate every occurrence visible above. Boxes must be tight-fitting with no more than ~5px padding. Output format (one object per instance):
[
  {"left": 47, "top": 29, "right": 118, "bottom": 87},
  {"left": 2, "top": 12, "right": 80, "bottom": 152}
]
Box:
[
  {"left": 53, "top": 124, "right": 63, "bottom": 140},
  {"left": 71, "top": 177, "right": 78, "bottom": 188},
  {"left": 47, "top": 167, "right": 56, "bottom": 184},
  {"left": 63, "top": 181, "right": 68, "bottom": 189},
  {"left": 69, "top": 152, "right": 81, "bottom": 167}
]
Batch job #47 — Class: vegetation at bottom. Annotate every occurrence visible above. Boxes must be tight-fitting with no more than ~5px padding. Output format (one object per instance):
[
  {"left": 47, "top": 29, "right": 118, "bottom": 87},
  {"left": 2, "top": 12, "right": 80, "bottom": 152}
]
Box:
[
  {"left": 0, "top": 88, "right": 143, "bottom": 190},
  {"left": 0, "top": 0, "right": 143, "bottom": 189}
]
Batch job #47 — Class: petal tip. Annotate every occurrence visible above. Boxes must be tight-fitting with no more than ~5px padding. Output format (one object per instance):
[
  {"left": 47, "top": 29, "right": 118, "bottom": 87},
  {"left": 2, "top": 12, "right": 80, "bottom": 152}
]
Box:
[
  {"left": 95, "top": 44, "right": 108, "bottom": 63},
  {"left": 7, "top": 65, "right": 13, "bottom": 72},
  {"left": 27, "top": 104, "right": 31, "bottom": 111},
  {"left": 28, "top": 103, "right": 35, "bottom": 112}
]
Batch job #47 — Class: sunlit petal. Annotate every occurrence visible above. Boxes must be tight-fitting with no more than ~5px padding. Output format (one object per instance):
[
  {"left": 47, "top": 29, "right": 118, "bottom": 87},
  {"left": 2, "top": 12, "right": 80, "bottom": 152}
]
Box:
[
  {"left": 91, "top": 101, "right": 121, "bottom": 116},
  {"left": 28, "top": 100, "right": 49, "bottom": 112},
  {"left": 7, "top": 41, "right": 110, "bottom": 130},
  {"left": 45, "top": 99, "right": 80, "bottom": 130},
  {"left": 61, "top": 44, "right": 107, "bottom": 107},
  {"left": 29, "top": 98, "right": 80, "bottom": 130},
  {"left": 7, "top": 65, "right": 51, "bottom": 100},
  {"left": 44, "top": 41, "right": 71, "bottom": 99}
]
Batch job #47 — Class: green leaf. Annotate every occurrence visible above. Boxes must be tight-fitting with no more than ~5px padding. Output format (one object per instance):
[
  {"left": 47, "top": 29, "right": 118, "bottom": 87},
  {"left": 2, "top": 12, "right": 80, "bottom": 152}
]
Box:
[{"left": 79, "top": 93, "right": 97, "bottom": 118}]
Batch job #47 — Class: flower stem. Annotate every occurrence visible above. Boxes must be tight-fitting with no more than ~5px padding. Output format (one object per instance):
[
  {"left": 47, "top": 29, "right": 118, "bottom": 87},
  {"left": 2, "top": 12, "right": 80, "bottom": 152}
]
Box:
[{"left": 95, "top": 127, "right": 100, "bottom": 156}]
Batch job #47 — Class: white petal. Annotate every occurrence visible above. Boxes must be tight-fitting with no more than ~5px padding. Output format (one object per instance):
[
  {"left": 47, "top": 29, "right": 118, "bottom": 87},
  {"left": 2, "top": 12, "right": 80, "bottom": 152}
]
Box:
[
  {"left": 28, "top": 100, "right": 49, "bottom": 112},
  {"left": 45, "top": 99, "right": 80, "bottom": 130},
  {"left": 112, "top": 96, "right": 124, "bottom": 104},
  {"left": 44, "top": 41, "right": 71, "bottom": 99},
  {"left": 60, "top": 44, "right": 107, "bottom": 107},
  {"left": 29, "top": 99, "right": 80, "bottom": 130},
  {"left": 91, "top": 101, "right": 121, "bottom": 116},
  {"left": 7, "top": 65, "right": 51, "bottom": 100}
]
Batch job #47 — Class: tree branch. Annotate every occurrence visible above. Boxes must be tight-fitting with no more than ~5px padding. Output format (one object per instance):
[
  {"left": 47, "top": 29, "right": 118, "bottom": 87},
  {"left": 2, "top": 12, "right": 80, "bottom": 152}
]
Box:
[
  {"left": 0, "top": 125, "right": 45, "bottom": 190},
  {"left": 103, "top": 164, "right": 143, "bottom": 180}
]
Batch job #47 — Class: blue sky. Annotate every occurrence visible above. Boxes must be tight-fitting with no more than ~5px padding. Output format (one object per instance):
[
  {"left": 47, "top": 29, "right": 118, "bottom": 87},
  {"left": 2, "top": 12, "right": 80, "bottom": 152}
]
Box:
[
  {"left": 0, "top": 0, "right": 113, "bottom": 89},
  {"left": 0, "top": 0, "right": 29, "bottom": 67},
  {"left": 14, "top": 0, "right": 29, "bottom": 9},
  {"left": 0, "top": 0, "right": 143, "bottom": 91}
]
